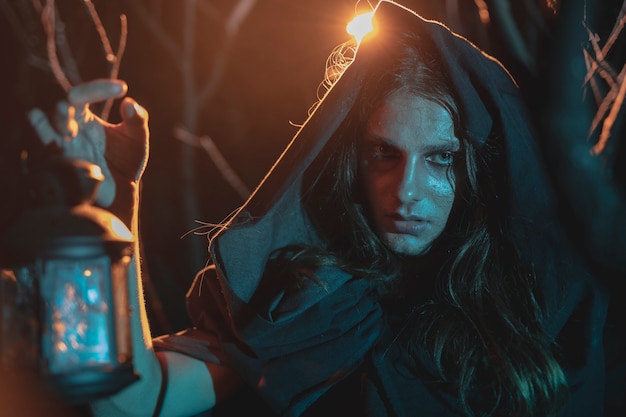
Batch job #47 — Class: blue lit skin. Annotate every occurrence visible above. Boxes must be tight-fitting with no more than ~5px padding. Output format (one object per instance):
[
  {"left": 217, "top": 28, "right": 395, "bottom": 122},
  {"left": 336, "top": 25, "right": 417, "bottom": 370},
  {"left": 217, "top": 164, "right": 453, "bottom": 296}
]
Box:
[{"left": 358, "top": 90, "right": 459, "bottom": 256}]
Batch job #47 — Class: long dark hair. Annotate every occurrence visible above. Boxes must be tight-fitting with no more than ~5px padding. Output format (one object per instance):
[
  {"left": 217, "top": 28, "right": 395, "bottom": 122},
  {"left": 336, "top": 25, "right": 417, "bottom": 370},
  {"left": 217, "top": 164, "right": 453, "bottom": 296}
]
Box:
[{"left": 276, "top": 33, "right": 569, "bottom": 416}]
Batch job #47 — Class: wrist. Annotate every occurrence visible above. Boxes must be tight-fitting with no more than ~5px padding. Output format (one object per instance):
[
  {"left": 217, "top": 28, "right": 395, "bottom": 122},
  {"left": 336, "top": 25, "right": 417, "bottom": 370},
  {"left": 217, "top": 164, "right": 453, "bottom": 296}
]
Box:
[{"left": 107, "top": 180, "right": 140, "bottom": 233}]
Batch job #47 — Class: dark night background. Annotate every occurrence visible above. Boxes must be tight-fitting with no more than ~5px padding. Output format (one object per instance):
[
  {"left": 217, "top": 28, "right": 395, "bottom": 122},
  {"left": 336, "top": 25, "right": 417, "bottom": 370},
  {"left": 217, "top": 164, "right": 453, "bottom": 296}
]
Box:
[
  {"left": 0, "top": 0, "right": 501, "bottom": 335},
  {"left": 0, "top": 0, "right": 625, "bottom": 415}
]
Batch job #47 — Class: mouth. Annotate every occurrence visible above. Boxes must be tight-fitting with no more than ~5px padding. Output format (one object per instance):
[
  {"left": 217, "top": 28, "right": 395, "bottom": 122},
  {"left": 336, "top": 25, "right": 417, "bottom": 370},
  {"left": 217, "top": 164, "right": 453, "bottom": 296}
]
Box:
[{"left": 387, "top": 214, "right": 428, "bottom": 237}]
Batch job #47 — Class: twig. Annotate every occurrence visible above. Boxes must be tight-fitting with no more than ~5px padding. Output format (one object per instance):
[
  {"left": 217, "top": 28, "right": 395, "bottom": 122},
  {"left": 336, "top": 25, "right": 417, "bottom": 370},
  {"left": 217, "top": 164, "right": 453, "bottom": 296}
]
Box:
[
  {"left": 586, "top": 49, "right": 619, "bottom": 135},
  {"left": 198, "top": 0, "right": 257, "bottom": 104},
  {"left": 583, "top": 1, "right": 626, "bottom": 85},
  {"left": 127, "top": 0, "right": 183, "bottom": 71},
  {"left": 83, "top": 0, "right": 115, "bottom": 60},
  {"left": 225, "top": 0, "right": 256, "bottom": 36},
  {"left": 173, "top": 127, "right": 251, "bottom": 201},
  {"left": 41, "top": 0, "right": 72, "bottom": 92},
  {"left": 83, "top": 0, "right": 128, "bottom": 120},
  {"left": 584, "top": 0, "right": 626, "bottom": 154},
  {"left": 583, "top": 49, "right": 603, "bottom": 106},
  {"left": 592, "top": 68, "right": 626, "bottom": 155},
  {"left": 101, "top": 14, "right": 128, "bottom": 121},
  {"left": 53, "top": 13, "right": 82, "bottom": 85}
]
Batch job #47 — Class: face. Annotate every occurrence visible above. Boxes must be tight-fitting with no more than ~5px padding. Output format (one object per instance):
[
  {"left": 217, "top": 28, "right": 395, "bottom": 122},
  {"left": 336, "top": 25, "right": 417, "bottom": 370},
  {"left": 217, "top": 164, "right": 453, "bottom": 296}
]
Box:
[{"left": 358, "top": 90, "right": 459, "bottom": 256}]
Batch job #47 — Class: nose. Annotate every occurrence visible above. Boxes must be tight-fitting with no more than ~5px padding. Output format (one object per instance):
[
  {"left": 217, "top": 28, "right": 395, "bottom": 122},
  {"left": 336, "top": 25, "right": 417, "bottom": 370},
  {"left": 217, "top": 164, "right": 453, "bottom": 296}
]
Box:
[{"left": 397, "top": 156, "right": 425, "bottom": 203}]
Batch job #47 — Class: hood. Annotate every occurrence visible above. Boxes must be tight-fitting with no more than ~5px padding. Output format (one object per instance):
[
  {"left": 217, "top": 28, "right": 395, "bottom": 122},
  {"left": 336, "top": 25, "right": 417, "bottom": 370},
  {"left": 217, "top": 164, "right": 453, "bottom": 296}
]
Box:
[{"left": 210, "top": 0, "right": 558, "bottom": 304}]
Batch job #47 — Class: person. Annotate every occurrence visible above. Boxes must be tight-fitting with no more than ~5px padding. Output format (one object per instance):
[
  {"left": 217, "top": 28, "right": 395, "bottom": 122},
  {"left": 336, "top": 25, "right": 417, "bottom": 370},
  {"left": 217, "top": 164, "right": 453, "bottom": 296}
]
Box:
[{"left": 26, "top": 1, "right": 608, "bottom": 416}]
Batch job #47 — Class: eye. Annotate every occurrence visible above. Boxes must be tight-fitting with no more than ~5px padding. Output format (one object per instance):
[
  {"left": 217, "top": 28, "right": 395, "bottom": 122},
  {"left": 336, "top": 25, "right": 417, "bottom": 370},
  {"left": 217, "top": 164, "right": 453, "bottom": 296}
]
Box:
[
  {"left": 426, "top": 151, "right": 456, "bottom": 166},
  {"left": 372, "top": 143, "right": 400, "bottom": 159}
]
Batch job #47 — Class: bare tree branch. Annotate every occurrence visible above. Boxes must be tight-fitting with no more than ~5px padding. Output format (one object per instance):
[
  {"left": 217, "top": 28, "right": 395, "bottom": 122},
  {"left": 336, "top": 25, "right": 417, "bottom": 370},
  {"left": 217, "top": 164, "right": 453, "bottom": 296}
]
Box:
[
  {"left": 198, "top": 0, "right": 257, "bottom": 104},
  {"left": 118, "top": 0, "right": 257, "bottom": 297},
  {"left": 592, "top": 66, "right": 626, "bottom": 155},
  {"left": 538, "top": 0, "right": 626, "bottom": 275},
  {"left": 173, "top": 127, "right": 251, "bottom": 201},
  {"left": 585, "top": 49, "right": 621, "bottom": 136},
  {"left": 583, "top": 49, "right": 605, "bottom": 106},
  {"left": 127, "top": 0, "right": 183, "bottom": 71},
  {"left": 84, "top": 0, "right": 115, "bottom": 61},
  {"left": 52, "top": 11, "right": 82, "bottom": 85},
  {"left": 584, "top": 1, "right": 626, "bottom": 82},
  {"left": 101, "top": 14, "right": 128, "bottom": 121},
  {"left": 583, "top": 1, "right": 626, "bottom": 154},
  {"left": 41, "top": 0, "right": 72, "bottom": 92},
  {"left": 225, "top": 0, "right": 256, "bottom": 36}
]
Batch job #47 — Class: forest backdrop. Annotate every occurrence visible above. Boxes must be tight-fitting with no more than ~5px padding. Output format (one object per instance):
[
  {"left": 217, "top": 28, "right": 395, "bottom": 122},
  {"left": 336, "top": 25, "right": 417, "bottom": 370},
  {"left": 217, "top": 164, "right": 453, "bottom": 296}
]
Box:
[{"left": 0, "top": 6, "right": 625, "bottom": 414}]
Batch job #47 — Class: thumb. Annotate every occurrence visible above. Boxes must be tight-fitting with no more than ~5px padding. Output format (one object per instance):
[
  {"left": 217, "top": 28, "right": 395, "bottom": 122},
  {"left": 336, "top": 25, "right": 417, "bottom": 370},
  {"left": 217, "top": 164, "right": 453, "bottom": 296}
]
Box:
[
  {"left": 118, "top": 97, "right": 149, "bottom": 151},
  {"left": 107, "top": 97, "right": 150, "bottom": 182},
  {"left": 119, "top": 97, "right": 149, "bottom": 126}
]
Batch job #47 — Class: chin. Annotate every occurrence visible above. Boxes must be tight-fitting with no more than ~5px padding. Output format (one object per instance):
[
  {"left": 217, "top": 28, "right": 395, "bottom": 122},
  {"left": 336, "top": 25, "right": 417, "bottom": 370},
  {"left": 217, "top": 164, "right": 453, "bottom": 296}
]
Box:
[{"left": 383, "top": 233, "right": 433, "bottom": 256}]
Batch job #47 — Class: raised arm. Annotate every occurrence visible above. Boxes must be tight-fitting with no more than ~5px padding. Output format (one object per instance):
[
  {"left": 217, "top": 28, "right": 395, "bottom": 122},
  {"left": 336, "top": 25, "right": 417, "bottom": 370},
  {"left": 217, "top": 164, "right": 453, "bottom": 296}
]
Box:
[{"left": 27, "top": 80, "right": 218, "bottom": 417}]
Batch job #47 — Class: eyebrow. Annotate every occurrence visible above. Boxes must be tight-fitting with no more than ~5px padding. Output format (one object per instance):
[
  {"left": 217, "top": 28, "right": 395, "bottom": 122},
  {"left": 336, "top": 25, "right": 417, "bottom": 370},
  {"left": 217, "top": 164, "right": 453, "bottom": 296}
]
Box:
[
  {"left": 421, "top": 139, "right": 461, "bottom": 152},
  {"left": 363, "top": 132, "right": 460, "bottom": 150}
]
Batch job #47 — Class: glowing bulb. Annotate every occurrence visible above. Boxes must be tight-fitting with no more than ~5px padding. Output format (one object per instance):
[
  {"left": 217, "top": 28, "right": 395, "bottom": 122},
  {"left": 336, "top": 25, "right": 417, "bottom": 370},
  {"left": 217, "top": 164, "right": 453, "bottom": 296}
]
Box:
[{"left": 346, "top": 11, "right": 374, "bottom": 44}]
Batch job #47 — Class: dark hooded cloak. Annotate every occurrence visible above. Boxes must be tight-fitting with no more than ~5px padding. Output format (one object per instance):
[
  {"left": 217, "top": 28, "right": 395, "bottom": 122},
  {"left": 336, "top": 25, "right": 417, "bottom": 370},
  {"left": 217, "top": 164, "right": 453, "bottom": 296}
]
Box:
[{"left": 154, "top": 2, "right": 608, "bottom": 416}]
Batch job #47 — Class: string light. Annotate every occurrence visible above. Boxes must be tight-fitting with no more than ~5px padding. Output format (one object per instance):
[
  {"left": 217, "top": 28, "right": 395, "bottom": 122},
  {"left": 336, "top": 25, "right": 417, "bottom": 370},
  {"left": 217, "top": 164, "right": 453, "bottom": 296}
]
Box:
[{"left": 346, "top": 11, "right": 374, "bottom": 44}]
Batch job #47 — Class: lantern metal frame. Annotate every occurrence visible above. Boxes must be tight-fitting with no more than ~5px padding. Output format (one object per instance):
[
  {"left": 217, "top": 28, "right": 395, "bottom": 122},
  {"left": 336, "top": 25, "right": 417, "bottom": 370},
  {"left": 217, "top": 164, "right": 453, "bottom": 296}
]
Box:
[{"left": 0, "top": 155, "right": 138, "bottom": 403}]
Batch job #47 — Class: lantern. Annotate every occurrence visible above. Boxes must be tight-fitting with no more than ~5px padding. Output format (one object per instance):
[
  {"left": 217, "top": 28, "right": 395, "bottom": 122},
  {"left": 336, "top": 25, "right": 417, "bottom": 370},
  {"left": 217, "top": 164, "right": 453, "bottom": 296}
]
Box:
[{"left": 0, "top": 154, "right": 138, "bottom": 403}]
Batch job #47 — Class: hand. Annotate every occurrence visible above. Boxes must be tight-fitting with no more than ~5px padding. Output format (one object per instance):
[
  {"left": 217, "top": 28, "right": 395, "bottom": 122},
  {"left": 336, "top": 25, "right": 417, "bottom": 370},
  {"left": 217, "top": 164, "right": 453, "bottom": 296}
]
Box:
[{"left": 27, "top": 79, "right": 149, "bottom": 226}]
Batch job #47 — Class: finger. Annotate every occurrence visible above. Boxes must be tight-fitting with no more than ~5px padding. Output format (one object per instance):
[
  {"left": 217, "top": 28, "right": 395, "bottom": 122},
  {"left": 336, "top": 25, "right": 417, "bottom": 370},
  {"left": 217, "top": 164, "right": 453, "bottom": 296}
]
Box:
[
  {"left": 28, "top": 108, "right": 61, "bottom": 146},
  {"left": 119, "top": 97, "right": 148, "bottom": 124},
  {"left": 55, "top": 101, "right": 79, "bottom": 139},
  {"left": 119, "top": 97, "right": 150, "bottom": 145},
  {"left": 68, "top": 79, "right": 128, "bottom": 109}
]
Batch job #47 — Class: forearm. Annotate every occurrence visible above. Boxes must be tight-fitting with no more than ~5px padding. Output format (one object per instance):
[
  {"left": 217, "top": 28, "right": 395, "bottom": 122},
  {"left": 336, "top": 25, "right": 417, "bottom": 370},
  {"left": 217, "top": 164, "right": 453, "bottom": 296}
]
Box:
[
  {"left": 91, "top": 253, "right": 217, "bottom": 417},
  {"left": 25, "top": 80, "right": 214, "bottom": 416},
  {"left": 91, "top": 186, "right": 217, "bottom": 417},
  {"left": 90, "top": 184, "right": 162, "bottom": 416}
]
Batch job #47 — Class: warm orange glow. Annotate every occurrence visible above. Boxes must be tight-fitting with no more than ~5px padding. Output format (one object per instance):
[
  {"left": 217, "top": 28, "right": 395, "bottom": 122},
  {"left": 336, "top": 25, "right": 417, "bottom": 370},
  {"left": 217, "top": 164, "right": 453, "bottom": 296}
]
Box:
[
  {"left": 346, "top": 11, "right": 374, "bottom": 44},
  {"left": 473, "top": 0, "right": 490, "bottom": 24}
]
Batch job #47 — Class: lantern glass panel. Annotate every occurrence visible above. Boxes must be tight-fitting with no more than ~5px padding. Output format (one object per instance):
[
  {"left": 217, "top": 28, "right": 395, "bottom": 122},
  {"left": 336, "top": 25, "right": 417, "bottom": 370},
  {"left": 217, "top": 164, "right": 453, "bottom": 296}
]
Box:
[{"left": 40, "top": 254, "right": 116, "bottom": 375}]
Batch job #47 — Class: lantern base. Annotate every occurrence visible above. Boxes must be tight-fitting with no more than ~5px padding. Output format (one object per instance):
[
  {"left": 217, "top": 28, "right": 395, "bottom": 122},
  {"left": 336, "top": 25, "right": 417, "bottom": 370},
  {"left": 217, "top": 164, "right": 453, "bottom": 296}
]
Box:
[{"left": 48, "top": 362, "right": 139, "bottom": 404}]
